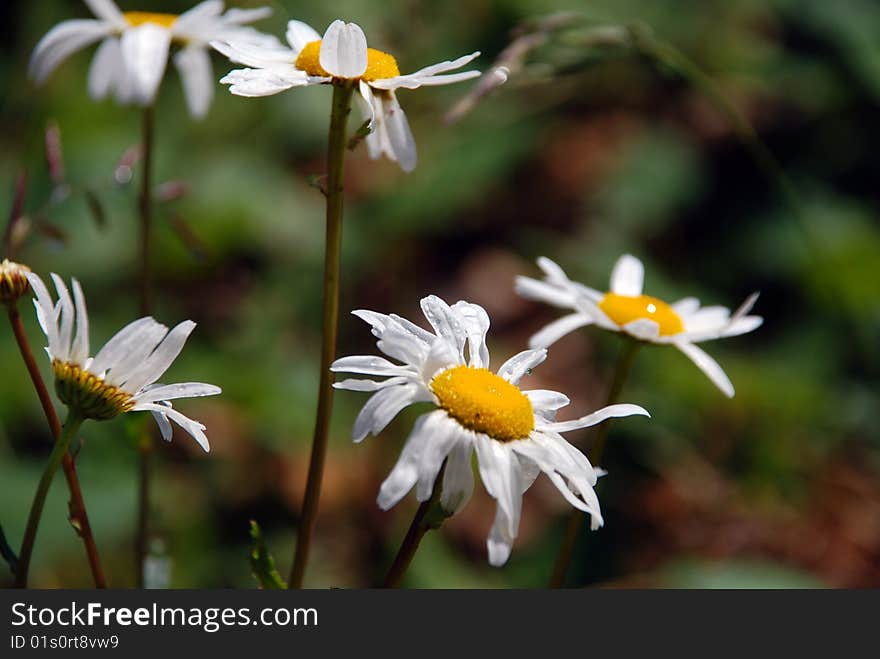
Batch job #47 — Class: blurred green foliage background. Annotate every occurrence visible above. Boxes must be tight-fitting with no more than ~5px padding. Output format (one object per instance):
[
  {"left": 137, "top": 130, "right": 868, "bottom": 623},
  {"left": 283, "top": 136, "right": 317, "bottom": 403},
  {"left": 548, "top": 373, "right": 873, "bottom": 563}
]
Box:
[{"left": 1, "top": 0, "right": 878, "bottom": 588}]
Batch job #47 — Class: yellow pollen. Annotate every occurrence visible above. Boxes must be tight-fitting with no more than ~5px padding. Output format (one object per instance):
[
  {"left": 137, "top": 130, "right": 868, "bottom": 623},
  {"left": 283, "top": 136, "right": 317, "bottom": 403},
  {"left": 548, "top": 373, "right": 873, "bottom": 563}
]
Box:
[
  {"left": 598, "top": 293, "right": 684, "bottom": 336},
  {"left": 53, "top": 360, "right": 135, "bottom": 421},
  {"left": 295, "top": 40, "right": 401, "bottom": 81},
  {"left": 431, "top": 366, "right": 534, "bottom": 442},
  {"left": 123, "top": 11, "right": 178, "bottom": 29}
]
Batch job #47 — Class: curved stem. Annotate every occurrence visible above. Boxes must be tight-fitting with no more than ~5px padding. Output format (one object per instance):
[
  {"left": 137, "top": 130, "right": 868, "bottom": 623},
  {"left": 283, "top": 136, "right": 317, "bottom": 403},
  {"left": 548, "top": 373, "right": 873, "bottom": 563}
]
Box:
[
  {"left": 15, "top": 412, "right": 85, "bottom": 588},
  {"left": 548, "top": 338, "right": 640, "bottom": 588},
  {"left": 289, "top": 82, "right": 355, "bottom": 589},
  {"left": 382, "top": 462, "right": 448, "bottom": 588},
  {"left": 7, "top": 303, "right": 106, "bottom": 588},
  {"left": 135, "top": 105, "right": 155, "bottom": 588}
]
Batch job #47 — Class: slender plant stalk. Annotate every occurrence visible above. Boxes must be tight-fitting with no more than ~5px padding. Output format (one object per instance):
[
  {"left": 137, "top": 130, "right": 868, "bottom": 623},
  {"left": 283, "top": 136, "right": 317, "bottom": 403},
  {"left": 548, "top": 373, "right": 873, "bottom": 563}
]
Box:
[
  {"left": 6, "top": 304, "right": 106, "bottom": 588},
  {"left": 289, "top": 82, "right": 356, "bottom": 589},
  {"left": 548, "top": 338, "right": 640, "bottom": 588},
  {"left": 382, "top": 463, "right": 448, "bottom": 588},
  {"left": 135, "top": 105, "right": 155, "bottom": 588},
  {"left": 15, "top": 412, "right": 85, "bottom": 588}
]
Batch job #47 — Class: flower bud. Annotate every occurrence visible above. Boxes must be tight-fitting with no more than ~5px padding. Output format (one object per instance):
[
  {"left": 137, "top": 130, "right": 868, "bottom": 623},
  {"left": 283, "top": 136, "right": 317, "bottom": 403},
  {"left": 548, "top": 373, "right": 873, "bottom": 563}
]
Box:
[{"left": 0, "top": 259, "right": 31, "bottom": 304}]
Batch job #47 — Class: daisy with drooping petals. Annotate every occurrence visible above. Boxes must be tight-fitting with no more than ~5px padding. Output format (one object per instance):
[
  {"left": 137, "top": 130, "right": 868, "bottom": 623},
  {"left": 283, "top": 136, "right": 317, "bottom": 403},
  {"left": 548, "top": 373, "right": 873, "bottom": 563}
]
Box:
[
  {"left": 332, "top": 295, "right": 649, "bottom": 566},
  {"left": 214, "top": 19, "right": 481, "bottom": 171},
  {"left": 516, "top": 255, "right": 763, "bottom": 398},
  {"left": 29, "top": 0, "right": 276, "bottom": 118},
  {"left": 27, "top": 272, "right": 220, "bottom": 451}
]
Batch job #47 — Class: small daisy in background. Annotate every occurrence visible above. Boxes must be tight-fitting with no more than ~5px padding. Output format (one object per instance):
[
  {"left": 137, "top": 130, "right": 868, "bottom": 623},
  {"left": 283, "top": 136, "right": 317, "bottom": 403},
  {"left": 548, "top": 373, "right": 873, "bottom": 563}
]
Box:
[
  {"left": 29, "top": 0, "right": 276, "bottom": 118},
  {"left": 27, "top": 271, "right": 221, "bottom": 450},
  {"left": 332, "top": 295, "right": 649, "bottom": 567},
  {"left": 214, "top": 19, "right": 481, "bottom": 171},
  {"left": 516, "top": 255, "right": 763, "bottom": 397}
]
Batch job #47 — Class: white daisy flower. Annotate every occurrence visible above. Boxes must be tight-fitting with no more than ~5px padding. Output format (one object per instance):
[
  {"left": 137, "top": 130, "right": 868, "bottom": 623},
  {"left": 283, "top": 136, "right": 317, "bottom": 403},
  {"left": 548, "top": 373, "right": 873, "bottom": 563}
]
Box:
[
  {"left": 29, "top": 0, "right": 276, "bottom": 118},
  {"left": 332, "top": 295, "right": 649, "bottom": 566},
  {"left": 26, "top": 272, "right": 221, "bottom": 451},
  {"left": 213, "top": 19, "right": 481, "bottom": 171},
  {"left": 516, "top": 255, "right": 763, "bottom": 398}
]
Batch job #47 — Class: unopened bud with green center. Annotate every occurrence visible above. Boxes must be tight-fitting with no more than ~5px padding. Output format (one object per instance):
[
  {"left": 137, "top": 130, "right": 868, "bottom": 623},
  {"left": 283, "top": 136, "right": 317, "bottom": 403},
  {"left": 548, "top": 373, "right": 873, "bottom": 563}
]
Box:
[
  {"left": 0, "top": 259, "right": 31, "bottom": 304},
  {"left": 53, "top": 360, "right": 135, "bottom": 421}
]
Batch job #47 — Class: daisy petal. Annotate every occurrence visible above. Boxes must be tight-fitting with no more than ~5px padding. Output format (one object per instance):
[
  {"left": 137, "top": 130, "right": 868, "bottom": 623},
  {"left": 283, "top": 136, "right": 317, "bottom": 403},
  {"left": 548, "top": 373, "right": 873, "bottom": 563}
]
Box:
[
  {"left": 70, "top": 278, "right": 90, "bottom": 364},
  {"left": 30, "top": 19, "right": 112, "bottom": 85},
  {"left": 88, "top": 37, "right": 123, "bottom": 100},
  {"left": 176, "top": 0, "right": 223, "bottom": 25},
  {"left": 220, "top": 67, "right": 314, "bottom": 97},
  {"left": 332, "top": 376, "right": 410, "bottom": 392},
  {"left": 120, "top": 23, "right": 172, "bottom": 105},
  {"left": 352, "top": 383, "right": 424, "bottom": 442},
  {"left": 674, "top": 340, "right": 735, "bottom": 398},
  {"left": 672, "top": 296, "right": 701, "bottom": 316},
  {"left": 529, "top": 312, "right": 592, "bottom": 349},
  {"left": 136, "top": 402, "right": 211, "bottom": 452},
  {"left": 369, "top": 51, "right": 481, "bottom": 90},
  {"left": 90, "top": 317, "right": 162, "bottom": 376},
  {"left": 151, "top": 408, "right": 174, "bottom": 442},
  {"left": 85, "top": 0, "right": 125, "bottom": 23},
  {"left": 515, "top": 275, "right": 576, "bottom": 308},
  {"left": 377, "top": 411, "right": 446, "bottom": 510},
  {"left": 101, "top": 322, "right": 169, "bottom": 387},
  {"left": 487, "top": 504, "right": 515, "bottom": 567},
  {"left": 174, "top": 44, "right": 214, "bottom": 119},
  {"left": 133, "top": 382, "right": 221, "bottom": 405},
  {"left": 223, "top": 7, "right": 274, "bottom": 26},
  {"left": 497, "top": 348, "right": 547, "bottom": 384},
  {"left": 415, "top": 420, "right": 461, "bottom": 501},
  {"left": 524, "top": 389, "right": 570, "bottom": 414},
  {"left": 543, "top": 403, "right": 650, "bottom": 434},
  {"left": 319, "top": 20, "right": 367, "bottom": 79},
  {"left": 211, "top": 40, "right": 297, "bottom": 69},
  {"left": 420, "top": 295, "right": 465, "bottom": 356},
  {"left": 440, "top": 439, "right": 475, "bottom": 515},
  {"left": 382, "top": 92, "right": 417, "bottom": 172},
  {"left": 370, "top": 70, "right": 481, "bottom": 91},
  {"left": 451, "top": 301, "right": 490, "bottom": 369},
  {"left": 719, "top": 315, "right": 763, "bottom": 338},
  {"left": 473, "top": 435, "right": 522, "bottom": 539},
  {"left": 331, "top": 355, "right": 411, "bottom": 377},
  {"left": 609, "top": 254, "right": 644, "bottom": 296},
  {"left": 50, "top": 274, "right": 75, "bottom": 360},
  {"left": 622, "top": 318, "right": 660, "bottom": 341},
  {"left": 285, "top": 19, "right": 321, "bottom": 54},
  {"left": 122, "top": 320, "right": 197, "bottom": 392},
  {"left": 26, "top": 273, "right": 60, "bottom": 357},
  {"left": 357, "top": 80, "right": 376, "bottom": 128}
]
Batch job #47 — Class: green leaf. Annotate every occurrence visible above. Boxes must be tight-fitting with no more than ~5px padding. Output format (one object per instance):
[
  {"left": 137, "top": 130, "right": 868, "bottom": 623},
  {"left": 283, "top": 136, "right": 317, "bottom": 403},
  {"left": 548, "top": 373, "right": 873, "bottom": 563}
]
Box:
[{"left": 248, "top": 520, "right": 286, "bottom": 589}]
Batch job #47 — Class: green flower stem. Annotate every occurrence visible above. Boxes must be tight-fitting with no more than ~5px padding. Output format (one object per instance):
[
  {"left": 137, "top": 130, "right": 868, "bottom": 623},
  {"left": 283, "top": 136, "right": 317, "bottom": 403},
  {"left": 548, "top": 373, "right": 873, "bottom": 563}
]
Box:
[
  {"left": 15, "top": 411, "right": 85, "bottom": 588},
  {"left": 289, "top": 81, "right": 356, "bottom": 589},
  {"left": 382, "top": 462, "right": 450, "bottom": 589},
  {"left": 548, "top": 338, "right": 641, "bottom": 588},
  {"left": 6, "top": 303, "right": 106, "bottom": 588},
  {"left": 135, "top": 105, "right": 156, "bottom": 588}
]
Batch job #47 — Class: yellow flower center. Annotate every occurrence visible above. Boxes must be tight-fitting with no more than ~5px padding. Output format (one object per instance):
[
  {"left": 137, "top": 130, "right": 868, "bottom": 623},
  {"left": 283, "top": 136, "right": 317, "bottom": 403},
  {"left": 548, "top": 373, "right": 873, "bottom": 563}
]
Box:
[
  {"left": 295, "top": 40, "right": 401, "bottom": 81},
  {"left": 53, "top": 360, "right": 135, "bottom": 421},
  {"left": 123, "top": 11, "right": 178, "bottom": 29},
  {"left": 598, "top": 293, "right": 684, "bottom": 336},
  {"left": 431, "top": 366, "right": 534, "bottom": 442}
]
